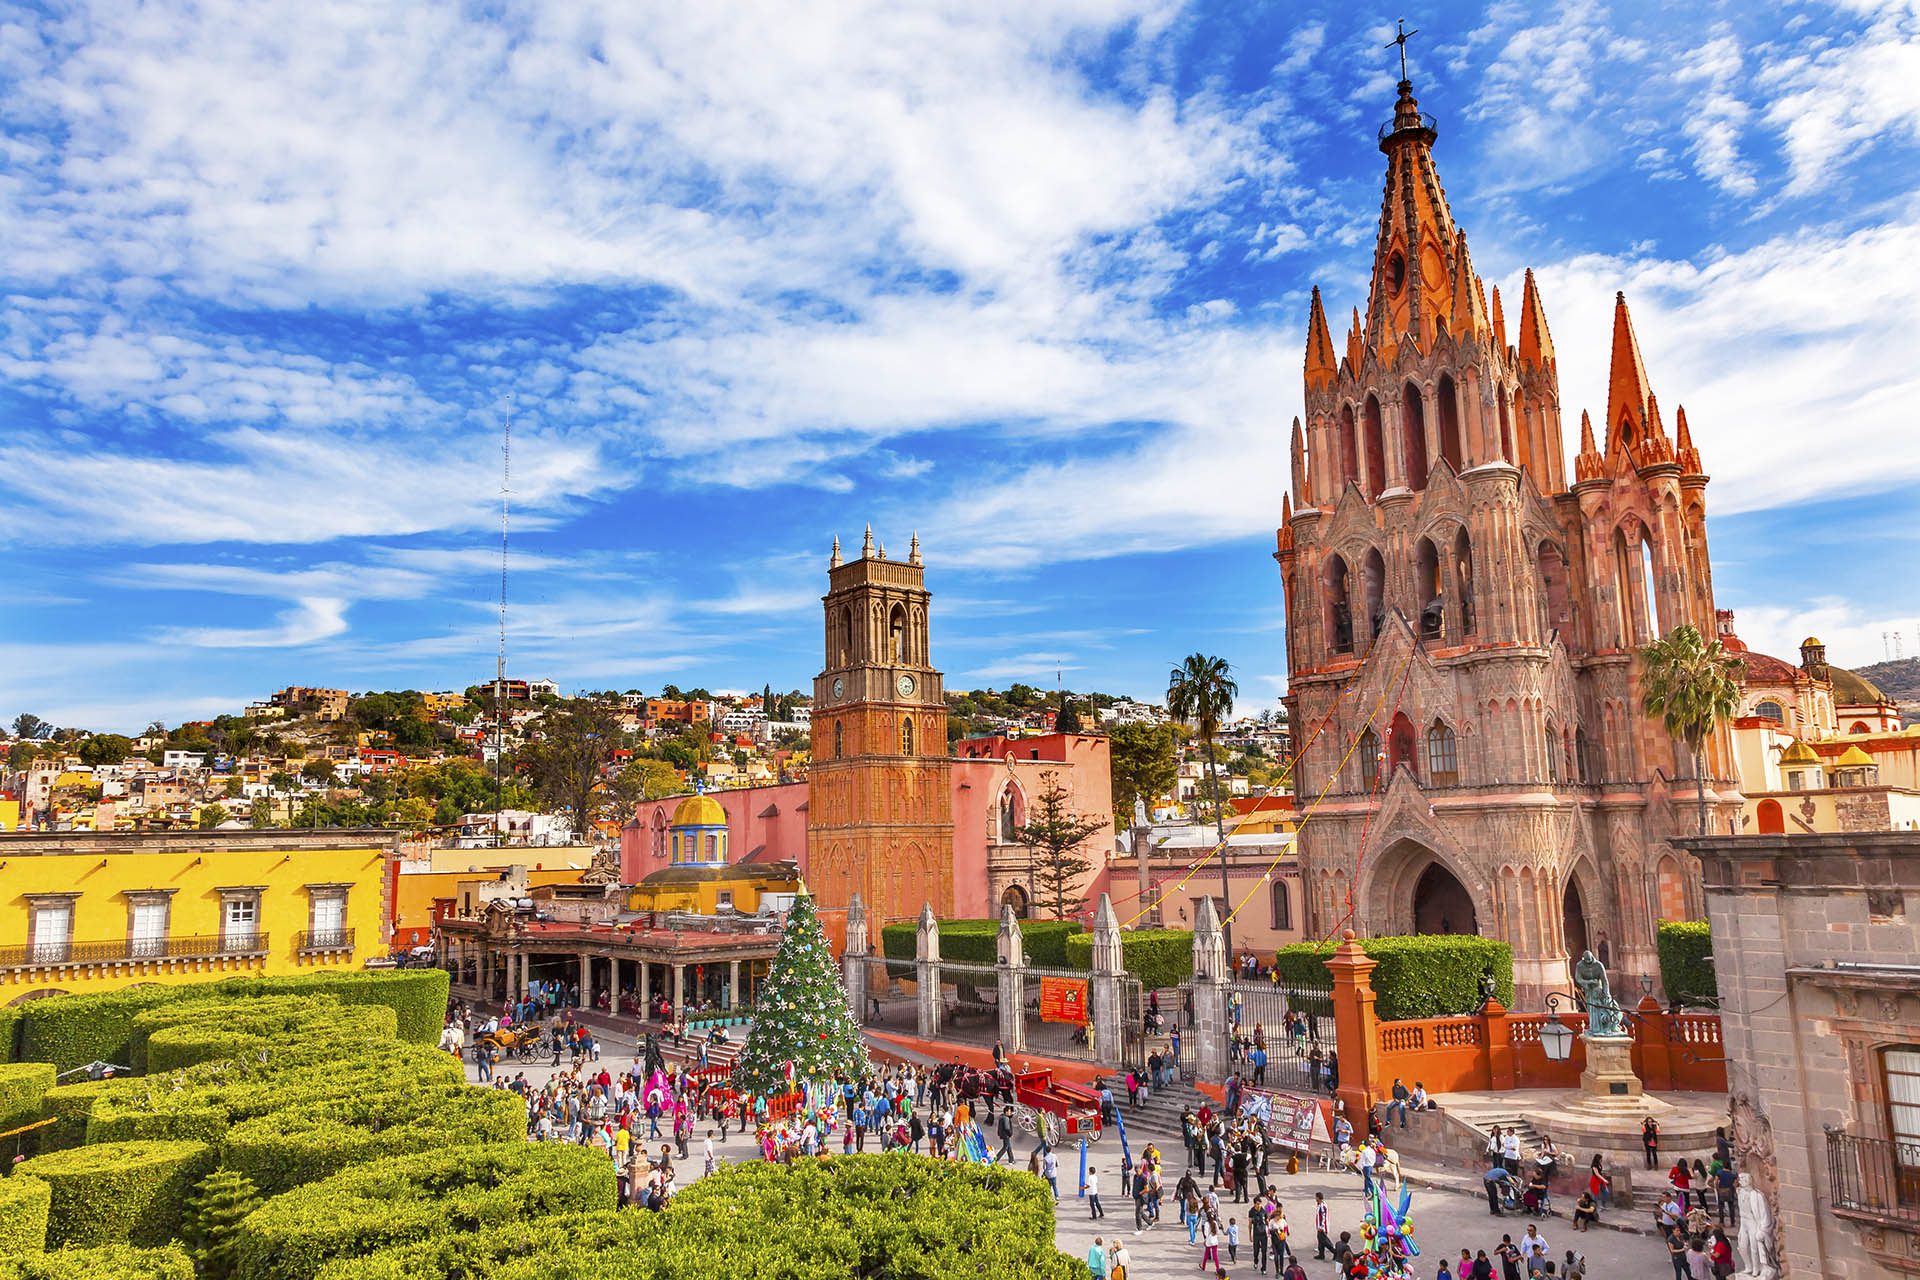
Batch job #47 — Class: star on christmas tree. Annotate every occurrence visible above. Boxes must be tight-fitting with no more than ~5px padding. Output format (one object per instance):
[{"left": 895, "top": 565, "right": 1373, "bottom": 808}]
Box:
[{"left": 733, "top": 893, "right": 870, "bottom": 1096}]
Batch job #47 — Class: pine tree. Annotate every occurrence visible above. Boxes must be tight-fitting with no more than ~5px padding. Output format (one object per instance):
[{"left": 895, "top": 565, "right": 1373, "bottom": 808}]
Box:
[
  {"left": 733, "top": 894, "right": 869, "bottom": 1097},
  {"left": 182, "top": 1168, "right": 261, "bottom": 1280},
  {"left": 1013, "top": 769, "right": 1109, "bottom": 920}
]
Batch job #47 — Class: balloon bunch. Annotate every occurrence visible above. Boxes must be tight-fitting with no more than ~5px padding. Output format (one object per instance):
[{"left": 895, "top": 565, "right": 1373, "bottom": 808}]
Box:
[{"left": 1353, "top": 1181, "right": 1419, "bottom": 1279}]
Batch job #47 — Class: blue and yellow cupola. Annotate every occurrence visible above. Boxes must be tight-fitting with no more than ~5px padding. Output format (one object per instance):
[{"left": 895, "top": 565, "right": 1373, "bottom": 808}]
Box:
[{"left": 669, "top": 791, "right": 729, "bottom": 867}]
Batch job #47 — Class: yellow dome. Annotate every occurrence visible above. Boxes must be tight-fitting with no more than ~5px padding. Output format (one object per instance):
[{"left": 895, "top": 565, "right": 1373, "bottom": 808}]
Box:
[
  {"left": 671, "top": 793, "right": 728, "bottom": 827},
  {"left": 1779, "top": 739, "right": 1820, "bottom": 766},
  {"left": 1834, "top": 745, "right": 1876, "bottom": 769},
  {"left": 1801, "top": 636, "right": 1822, "bottom": 648}
]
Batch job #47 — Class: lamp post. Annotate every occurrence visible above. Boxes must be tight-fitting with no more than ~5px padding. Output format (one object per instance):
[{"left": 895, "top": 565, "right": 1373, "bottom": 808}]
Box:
[{"left": 1539, "top": 991, "right": 1581, "bottom": 1062}]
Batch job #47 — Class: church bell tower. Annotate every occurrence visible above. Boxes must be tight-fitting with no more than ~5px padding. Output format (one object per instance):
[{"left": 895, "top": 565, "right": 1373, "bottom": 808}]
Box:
[{"left": 806, "top": 528, "right": 954, "bottom": 940}]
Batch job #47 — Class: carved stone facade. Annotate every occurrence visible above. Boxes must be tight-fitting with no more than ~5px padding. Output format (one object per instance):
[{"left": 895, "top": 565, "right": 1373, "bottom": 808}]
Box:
[
  {"left": 1277, "top": 77, "right": 1738, "bottom": 998},
  {"left": 807, "top": 531, "right": 957, "bottom": 940},
  {"left": 1685, "top": 831, "right": 1920, "bottom": 1278}
]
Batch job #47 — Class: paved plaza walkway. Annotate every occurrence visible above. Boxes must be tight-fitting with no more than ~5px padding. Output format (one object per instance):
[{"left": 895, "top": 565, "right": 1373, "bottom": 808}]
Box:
[{"left": 464, "top": 1024, "right": 1674, "bottom": 1278}]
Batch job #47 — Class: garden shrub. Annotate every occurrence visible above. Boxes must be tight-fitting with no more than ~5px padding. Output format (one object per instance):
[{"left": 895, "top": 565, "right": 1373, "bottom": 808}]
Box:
[
  {"left": 316, "top": 1155, "right": 1088, "bottom": 1280},
  {"left": 1274, "top": 935, "right": 1515, "bottom": 1021},
  {"left": 38, "top": 1080, "right": 134, "bottom": 1153},
  {"left": 19, "top": 988, "right": 178, "bottom": 1075},
  {"left": 0, "top": 1063, "right": 55, "bottom": 1134},
  {"left": 1064, "top": 928, "right": 1194, "bottom": 991},
  {"left": 233, "top": 1142, "right": 614, "bottom": 1280},
  {"left": 0, "top": 1177, "right": 50, "bottom": 1257},
  {"left": 17, "top": 1139, "right": 214, "bottom": 1247},
  {"left": 230, "top": 970, "right": 449, "bottom": 1044},
  {"left": 1657, "top": 920, "right": 1717, "bottom": 1007},
  {"left": 144, "top": 1029, "right": 266, "bottom": 1075},
  {"left": 221, "top": 1084, "right": 526, "bottom": 1195},
  {"left": 0, "top": 1004, "right": 22, "bottom": 1064},
  {"left": 0, "top": 1244, "right": 194, "bottom": 1280},
  {"left": 132, "top": 994, "right": 399, "bottom": 1072},
  {"left": 881, "top": 918, "right": 1085, "bottom": 969},
  {"left": 181, "top": 1168, "right": 261, "bottom": 1280}
]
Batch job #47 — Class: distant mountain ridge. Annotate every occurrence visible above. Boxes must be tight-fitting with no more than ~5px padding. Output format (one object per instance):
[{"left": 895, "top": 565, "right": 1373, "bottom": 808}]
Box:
[{"left": 1855, "top": 658, "right": 1920, "bottom": 704}]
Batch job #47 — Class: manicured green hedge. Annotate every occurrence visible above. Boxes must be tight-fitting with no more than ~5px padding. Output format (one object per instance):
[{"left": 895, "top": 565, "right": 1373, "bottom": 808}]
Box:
[
  {"left": 0, "top": 1177, "right": 50, "bottom": 1257},
  {"left": 17, "top": 1139, "right": 214, "bottom": 1247},
  {"left": 144, "top": 1028, "right": 266, "bottom": 1075},
  {"left": 1275, "top": 935, "right": 1515, "bottom": 1021},
  {"left": 0, "top": 1062, "right": 55, "bottom": 1134},
  {"left": 18, "top": 972, "right": 449, "bottom": 1076},
  {"left": 880, "top": 918, "right": 1086, "bottom": 968},
  {"left": 1063, "top": 928, "right": 1194, "bottom": 990},
  {"left": 0, "top": 1244, "right": 194, "bottom": 1280},
  {"left": 37, "top": 1080, "right": 133, "bottom": 1153},
  {"left": 222, "top": 1084, "right": 526, "bottom": 1195},
  {"left": 1657, "top": 920, "right": 1717, "bottom": 1007},
  {"left": 0, "top": 1005, "right": 22, "bottom": 1065},
  {"left": 131, "top": 995, "right": 395, "bottom": 1073},
  {"left": 233, "top": 1142, "right": 615, "bottom": 1280},
  {"left": 88, "top": 1042, "right": 463, "bottom": 1146},
  {"left": 314, "top": 1155, "right": 1088, "bottom": 1280}
]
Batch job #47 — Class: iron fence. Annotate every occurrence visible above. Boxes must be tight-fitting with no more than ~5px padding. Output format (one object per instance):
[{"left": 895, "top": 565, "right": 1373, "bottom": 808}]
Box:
[
  {"left": 294, "top": 928, "right": 355, "bottom": 954},
  {"left": 0, "top": 934, "right": 269, "bottom": 968},
  {"left": 1828, "top": 1130, "right": 1920, "bottom": 1225}
]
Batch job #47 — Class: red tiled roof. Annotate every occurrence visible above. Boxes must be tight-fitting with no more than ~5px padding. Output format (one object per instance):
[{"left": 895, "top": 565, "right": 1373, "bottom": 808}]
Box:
[{"left": 1740, "top": 650, "right": 1802, "bottom": 685}]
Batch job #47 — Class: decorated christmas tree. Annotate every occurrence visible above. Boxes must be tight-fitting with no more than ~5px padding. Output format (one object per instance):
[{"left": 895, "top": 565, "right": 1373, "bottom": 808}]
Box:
[{"left": 734, "top": 893, "right": 870, "bottom": 1097}]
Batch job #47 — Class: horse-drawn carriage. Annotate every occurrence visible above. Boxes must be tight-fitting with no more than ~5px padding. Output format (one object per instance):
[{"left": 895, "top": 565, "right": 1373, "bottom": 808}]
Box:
[
  {"left": 1010, "top": 1068, "right": 1103, "bottom": 1144},
  {"left": 476, "top": 1024, "right": 545, "bottom": 1062}
]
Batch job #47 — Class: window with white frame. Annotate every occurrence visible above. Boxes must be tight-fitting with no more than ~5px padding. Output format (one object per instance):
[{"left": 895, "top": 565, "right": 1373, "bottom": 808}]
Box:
[
  {"left": 220, "top": 891, "right": 260, "bottom": 951},
  {"left": 128, "top": 894, "right": 171, "bottom": 958},
  {"left": 310, "top": 891, "right": 347, "bottom": 948},
  {"left": 29, "top": 898, "right": 74, "bottom": 963}
]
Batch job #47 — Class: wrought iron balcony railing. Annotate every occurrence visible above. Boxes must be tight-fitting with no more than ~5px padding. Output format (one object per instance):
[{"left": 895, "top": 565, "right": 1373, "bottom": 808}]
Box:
[
  {"left": 0, "top": 933, "right": 270, "bottom": 968},
  {"left": 294, "top": 928, "right": 354, "bottom": 954},
  {"left": 1828, "top": 1130, "right": 1920, "bottom": 1226}
]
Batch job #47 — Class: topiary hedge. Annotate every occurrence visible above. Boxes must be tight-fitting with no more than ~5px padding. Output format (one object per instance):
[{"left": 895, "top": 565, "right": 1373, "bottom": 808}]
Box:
[
  {"left": 1063, "top": 928, "right": 1194, "bottom": 991},
  {"left": 131, "top": 995, "right": 395, "bottom": 1073},
  {"left": 1657, "top": 920, "right": 1716, "bottom": 1007},
  {"left": 144, "top": 1029, "right": 266, "bottom": 1076},
  {"left": 37, "top": 1080, "right": 133, "bottom": 1153},
  {"left": 0, "top": 1062, "right": 55, "bottom": 1134},
  {"left": 0, "top": 1244, "right": 194, "bottom": 1280},
  {"left": 221, "top": 1084, "right": 527, "bottom": 1195},
  {"left": 18, "top": 972, "right": 449, "bottom": 1075},
  {"left": 1274, "top": 935, "right": 1515, "bottom": 1021},
  {"left": 0, "top": 1177, "right": 50, "bottom": 1257},
  {"left": 17, "top": 1139, "right": 214, "bottom": 1247},
  {"left": 0, "top": 1005, "right": 22, "bottom": 1065},
  {"left": 880, "top": 918, "right": 1086, "bottom": 969},
  {"left": 233, "top": 1142, "right": 615, "bottom": 1280},
  {"left": 314, "top": 1155, "right": 1088, "bottom": 1280}
]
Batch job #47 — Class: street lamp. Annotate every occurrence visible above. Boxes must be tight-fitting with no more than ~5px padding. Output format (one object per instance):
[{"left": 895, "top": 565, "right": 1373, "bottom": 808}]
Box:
[{"left": 1539, "top": 991, "right": 1579, "bottom": 1061}]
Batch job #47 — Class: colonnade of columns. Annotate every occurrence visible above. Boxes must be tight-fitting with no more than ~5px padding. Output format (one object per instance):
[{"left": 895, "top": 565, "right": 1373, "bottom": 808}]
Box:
[{"left": 443, "top": 933, "right": 752, "bottom": 1021}]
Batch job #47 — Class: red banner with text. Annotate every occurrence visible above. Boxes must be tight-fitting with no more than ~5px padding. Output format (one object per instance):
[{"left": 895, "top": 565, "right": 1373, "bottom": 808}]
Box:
[{"left": 1038, "top": 976, "right": 1089, "bottom": 1024}]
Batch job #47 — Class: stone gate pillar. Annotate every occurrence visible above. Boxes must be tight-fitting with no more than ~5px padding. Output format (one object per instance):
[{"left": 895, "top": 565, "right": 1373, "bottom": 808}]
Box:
[
  {"left": 997, "top": 902, "right": 1027, "bottom": 1054},
  {"left": 843, "top": 894, "right": 870, "bottom": 1025},
  {"left": 1327, "top": 930, "right": 1381, "bottom": 1121},
  {"left": 1088, "top": 893, "right": 1126, "bottom": 1068},
  {"left": 1192, "top": 896, "right": 1231, "bottom": 1082},
  {"left": 915, "top": 904, "right": 942, "bottom": 1040}
]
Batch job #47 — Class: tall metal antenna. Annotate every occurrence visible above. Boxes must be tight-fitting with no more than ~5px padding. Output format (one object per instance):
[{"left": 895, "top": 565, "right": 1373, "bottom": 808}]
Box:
[{"left": 494, "top": 411, "right": 511, "bottom": 848}]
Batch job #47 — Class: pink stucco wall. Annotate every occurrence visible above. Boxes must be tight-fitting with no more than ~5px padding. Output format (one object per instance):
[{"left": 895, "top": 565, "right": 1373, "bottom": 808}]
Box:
[{"left": 620, "top": 780, "right": 808, "bottom": 882}]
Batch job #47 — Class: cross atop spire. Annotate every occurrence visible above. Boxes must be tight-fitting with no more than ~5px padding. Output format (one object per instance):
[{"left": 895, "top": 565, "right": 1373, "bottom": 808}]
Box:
[{"left": 1385, "top": 18, "right": 1418, "bottom": 83}]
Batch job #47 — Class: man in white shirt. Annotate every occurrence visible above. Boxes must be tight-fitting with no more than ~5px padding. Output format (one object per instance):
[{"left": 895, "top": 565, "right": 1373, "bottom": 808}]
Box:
[
  {"left": 1518, "top": 1223, "right": 1549, "bottom": 1272},
  {"left": 1501, "top": 1129, "right": 1522, "bottom": 1172}
]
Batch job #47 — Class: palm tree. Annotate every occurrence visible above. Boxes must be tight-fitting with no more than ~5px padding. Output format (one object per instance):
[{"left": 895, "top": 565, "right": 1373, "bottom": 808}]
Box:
[
  {"left": 1638, "top": 624, "right": 1744, "bottom": 835},
  {"left": 1168, "top": 653, "right": 1239, "bottom": 961}
]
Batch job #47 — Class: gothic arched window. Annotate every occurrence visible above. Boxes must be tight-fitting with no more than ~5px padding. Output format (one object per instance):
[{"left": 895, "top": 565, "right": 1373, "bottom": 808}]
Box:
[
  {"left": 1339, "top": 403, "right": 1360, "bottom": 490},
  {"left": 1402, "top": 382, "right": 1429, "bottom": 490},
  {"left": 833, "top": 720, "right": 844, "bottom": 759},
  {"left": 900, "top": 716, "right": 914, "bottom": 756},
  {"left": 1324, "top": 556, "right": 1353, "bottom": 654},
  {"left": 1415, "top": 538, "right": 1443, "bottom": 640},
  {"left": 1437, "top": 373, "right": 1463, "bottom": 472},
  {"left": 1359, "top": 729, "right": 1381, "bottom": 791},
  {"left": 1427, "top": 721, "right": 1458, "bottom": 785},
  {"left": 1363, "top": 395, "right": 1387, "bottom": 499},
  {"left": 888, "top": 604, "right": 907, "bottom": 663},
  {"left": 1454, "top": 528, "right": 1476, "bottom": 636}
]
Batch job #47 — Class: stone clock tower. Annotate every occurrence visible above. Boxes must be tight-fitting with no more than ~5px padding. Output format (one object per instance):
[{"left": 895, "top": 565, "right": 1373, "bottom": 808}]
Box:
[{"left": 806, "top": 526, "right": 955, "bottom": 941}]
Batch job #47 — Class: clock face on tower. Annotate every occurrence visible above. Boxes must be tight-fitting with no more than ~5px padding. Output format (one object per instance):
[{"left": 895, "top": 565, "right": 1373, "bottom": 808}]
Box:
[
  {"left": 832, "top": 677, "right": 845, "bottom": 699},
  {"left": 896, "top": 674, "right": 916, "bottom": 697}
]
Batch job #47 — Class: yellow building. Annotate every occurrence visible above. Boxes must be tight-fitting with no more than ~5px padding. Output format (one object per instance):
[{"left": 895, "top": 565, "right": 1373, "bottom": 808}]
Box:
[
  {"left": 388, "top": 860, "right": 591, "bottom": 951},
  {"left": 0, "top": 830, "right": 394, "bottom": 1003},
  {"left": 625, "top": 793, "right": 801, "bottom": 916}
]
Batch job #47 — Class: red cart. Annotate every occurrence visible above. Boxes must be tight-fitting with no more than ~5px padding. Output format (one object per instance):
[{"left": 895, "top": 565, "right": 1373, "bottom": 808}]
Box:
[{"left": 1013, "top": 1068, "right": 1103, "bottom": 1143}]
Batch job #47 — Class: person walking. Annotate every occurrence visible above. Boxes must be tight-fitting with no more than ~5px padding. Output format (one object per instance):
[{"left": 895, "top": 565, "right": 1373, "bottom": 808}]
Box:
[
  {"left": 1495, "top": 1234, "right": 1521, "bottom": 1280},
  {"left": 1085, "top": 1166, "right": 1106, "bottom": 1219},
  {"left": 994, "top": 1108, "right": 1015, "bottom": 1164},
  {"left": 1042, "top": 1145, "right": 1060, "bottom": 1200},
  {"left": 1109, "top": 1241, "right": 1131, "bottom": 1280},
  {"left": 1086, "top": 1237, "right": 1109, "bottom": 1280},
  {"left": 1313, "top": 1192, "right": 1333, "bottom": 1260},
  {"left": 1587, "top": 1154, "right": 1612, "bottom": 1209},
  {"left": 1519, "top": 1224, "right": 1549, "bottom": 1274},
  {"left": 1199, "top": 1216, "right": 1223, "bottom": 1272}
]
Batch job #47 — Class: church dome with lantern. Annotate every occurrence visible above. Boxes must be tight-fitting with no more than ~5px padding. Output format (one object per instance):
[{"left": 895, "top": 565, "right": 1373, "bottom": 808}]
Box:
[{"left": 668, "top": 791, "right": 729, "bottom": 866}]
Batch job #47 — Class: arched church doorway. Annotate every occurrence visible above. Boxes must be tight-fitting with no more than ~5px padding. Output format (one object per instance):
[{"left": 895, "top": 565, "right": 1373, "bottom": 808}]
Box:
[
  {"left": 1562, "top": 879, "right": 1590, "bottom": 958},
  {"left": 1001, "top": 884, "right": 1029, "bottom": 919},
  {"left": 1413, "top": 862, "right": 1477, "bottom": 936}
]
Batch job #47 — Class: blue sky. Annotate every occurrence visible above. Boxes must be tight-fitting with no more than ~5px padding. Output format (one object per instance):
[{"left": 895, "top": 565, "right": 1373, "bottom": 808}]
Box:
[{"left": 4, "top": 0, "right": 1919, "bottom": 733}]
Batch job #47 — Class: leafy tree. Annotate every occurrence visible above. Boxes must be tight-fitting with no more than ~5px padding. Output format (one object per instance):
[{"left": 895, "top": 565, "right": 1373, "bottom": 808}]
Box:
[
  {"left": 1168, "top": 653, "right": 1238, "bottom": 954},
  {"left": 1109, "top": 721, "right": 1177, "bottom": 821},
  {"left": 11, "top": 713, "right": 50, "bottom": 740},
  {"left": 77, "top": 734, "right": 134, "bottom": 766},
  {"left": 1012, "top": 770, "right": 1109, "bottom": 920},
  {"left": 224, "top": 777, "right": 245, "bottom": 798},
  {"left": 268, "top": 770, "right": 294, "bottom": 793},
  {"left": 733, "top": 894, "right": 869, "bottom": 1096},
  {"left": 619, "top": 758, "right": 683, "bottom": 802},
  {"left": 1639, "top": 623, "right": 1744, "bottom": 835},
  {"left": 198, "top": 804, "right": 230, "bottom": 829},
  {"left": 250, "top": 806, "right": 276, "bottom": 829},
  {"left": 390, "top": 796, "right": 436, "bottom": 832},
  {"left": 1054, "top": 692, "right": 1083, "bottom": 734},
  {"left": 520, "top": 703, "right": 626, "bottom": 839},
  {"left": 301, "top": 758, "right": 337, "bottom": 784}
]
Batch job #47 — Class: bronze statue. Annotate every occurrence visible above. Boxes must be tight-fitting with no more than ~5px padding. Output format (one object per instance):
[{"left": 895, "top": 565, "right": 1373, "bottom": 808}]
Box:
[{"left": 1572, "top": 949, "right": 1625, "bottom": 1036}]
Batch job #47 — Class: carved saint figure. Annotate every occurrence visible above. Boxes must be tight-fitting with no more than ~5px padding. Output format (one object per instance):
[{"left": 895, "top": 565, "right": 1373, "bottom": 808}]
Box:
[
  {"left": 1734, "top": 1171, "right": 1779, "bottom": 1279},
  {"left": 1572, "top": 949, "right": 1626, "bottom": 1036}
]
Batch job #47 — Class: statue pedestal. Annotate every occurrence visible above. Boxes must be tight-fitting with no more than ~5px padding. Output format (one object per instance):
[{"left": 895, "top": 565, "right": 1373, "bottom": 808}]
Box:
[{"left": 1579, "top": 1034, "right": 1643, "bottom": 1104}]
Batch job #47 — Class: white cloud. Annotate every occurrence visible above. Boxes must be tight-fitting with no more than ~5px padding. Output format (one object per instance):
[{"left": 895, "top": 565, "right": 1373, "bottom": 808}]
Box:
[
  {"left": 1676, "top": 33, "right": 1757, "bottom": 197},
  {"left": 153, "top": 597, "right": 350, "bottom": 649},
  {"left": 1761, "top": 1, "right": 1920, "bottom": 196}
]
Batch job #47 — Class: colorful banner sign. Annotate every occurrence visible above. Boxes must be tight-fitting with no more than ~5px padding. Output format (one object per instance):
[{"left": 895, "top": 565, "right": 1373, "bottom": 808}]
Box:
[
  {"left": 1239, "top": 1088, "right": 1322, "bottom": 1153},
  {"left": 1038, "top": 976, "right": 1090, "bottom": 1024}
]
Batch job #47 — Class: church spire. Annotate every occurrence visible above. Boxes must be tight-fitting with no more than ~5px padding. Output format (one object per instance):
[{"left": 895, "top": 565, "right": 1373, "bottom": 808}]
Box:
[
  {"left": 1574, "top": 409, "right": 1604, "bottom": 483},
  {"left": 830, "top": 535, "right": 842, "bottom": 569},
  {"left": 1675, "top": 405, "right": 1704, "bottom": 476},
  {"left": 1604, "top": 291, "right": 1653, "bottom": 455},
  {"left": 1490, "top": 284, "right": 1508, "bottom": 351},
  {"left": 908, "top": 531, "right": 923, "bottom": 566},
  {"left": 1449, "top": 232, "right": 1488, "bottom": 342},
  {"left": 1366, "top": 73, "right": 1454, "bottom": 355},
  {"left": 1346, "top": 307, "right": 1364, "bottom": 372},
  {"left": 1290, "top": 416, "right": 1308, "bottom": 502},
  {"left": 861, "top": 524, "right": 875, "bottom": 558},
  {"left": 1517, "top": 269, "right": 1555, "bottom": 369},
  {"left": 1304, "top": 287, "right": 1338, "bottom": 390}
]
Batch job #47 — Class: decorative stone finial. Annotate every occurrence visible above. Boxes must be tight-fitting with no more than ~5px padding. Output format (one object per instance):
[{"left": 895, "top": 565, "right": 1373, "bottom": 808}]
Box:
[
  {"left": 861, "top": 524, "right": 875, "bottom": 558},
  {"left": 908, "top": 532, "right": 922, "bottom": 566},
  {"left": 830, "top": 535, "right": 842, "bottom": 569}
]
